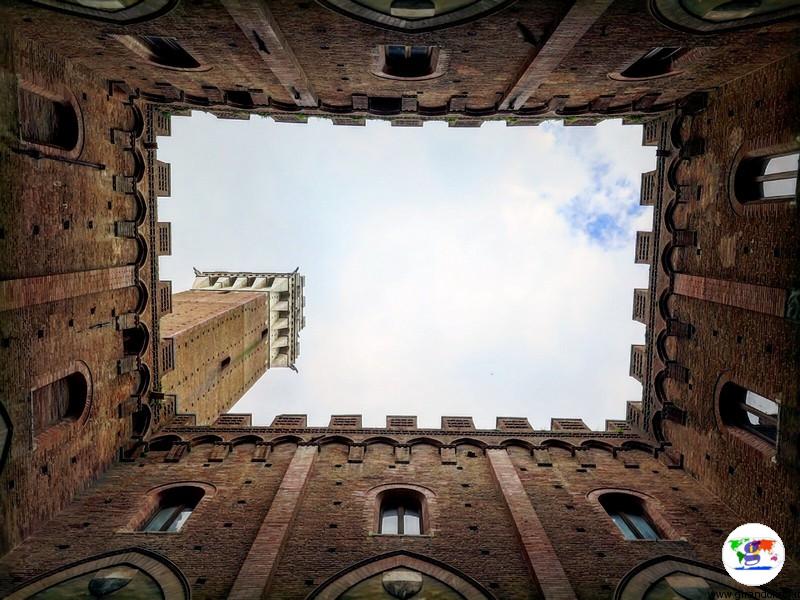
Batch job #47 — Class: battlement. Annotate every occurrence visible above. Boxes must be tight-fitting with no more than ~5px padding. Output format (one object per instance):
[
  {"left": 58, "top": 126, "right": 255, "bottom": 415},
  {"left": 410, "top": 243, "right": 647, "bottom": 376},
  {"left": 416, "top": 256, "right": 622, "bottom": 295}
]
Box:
[{"left": 162, "top": 413, "right": 639, "bottom": 437}]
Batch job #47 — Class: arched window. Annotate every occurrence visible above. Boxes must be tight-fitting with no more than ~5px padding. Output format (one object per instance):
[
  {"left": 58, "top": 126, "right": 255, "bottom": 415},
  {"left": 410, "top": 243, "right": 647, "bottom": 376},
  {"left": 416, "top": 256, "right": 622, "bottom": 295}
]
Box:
[
  {"left": 6, "top": 549, "right": 189, "bottom": 600},
  {"left": 18, "top": 87, "right": 80, "bottom": 151},
  {"left": 307, "top": 552, "right": 492, "bottom": 599},
  {"left": 616, "top": 47, "right": 686, "bottom": 80},
  {"left": 373, "top": 45, "right": 447, "bottom": 81},
  {"left": 384, "top": 45, "right": 435, "bottom": 78},
  {"left": 131, "top": 404, "right": 151, "bottom": 439},
  {"left": 379, "top": 490, "right": 423, "bottom": 535},
  {"left": 31, "top": 371, "right": 88, "bottom": 438},
  {"left": 123, "top": 325, "right": 148, "bottom": 356},
  {"left": 599, "top": 493, "right": 661, "bottom": 540},
  {"left": 140, "top": 486, "right": 204, "bottom": 532},
  {"left": 618, "top": 556, "right": 765, "bottom": 599},
  {"left": 115, "top": 35, "right": 202, "bottom": 70},
  {"left": 735, "top": 151, "right": 798, "bottom": 203},
  {"left": 720, "top": 382, "right": 779, "bottom": 445}
]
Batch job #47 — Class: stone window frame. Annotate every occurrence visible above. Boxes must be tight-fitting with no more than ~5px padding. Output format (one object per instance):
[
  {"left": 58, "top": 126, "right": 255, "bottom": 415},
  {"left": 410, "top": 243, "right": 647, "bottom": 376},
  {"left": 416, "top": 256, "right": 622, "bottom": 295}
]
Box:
[
  {"left": 728, "top": 139, "right": 799, "bottom": 216},
  {"left": 587, "top": 488, "right": 682, "bottom": 542},
  {"left": 370, "top": 45, "right": 450, "bottom": 81},
  {"left": 17, "top": 78, "right": 84, "bottom": 161},
  {"left": 307, "top": 551, "right": 495, "bottom": 600},
  {"left": 120, "top": 480, "right": 217, "bottom": 534},
  {"left": 649, "top": 0, "right": 800, "bottom": 34},
  {"left": 608, "top": 47, "right": 687, "bottom": 82},
  {"left": 713, "top": 372, "right": 780, "bottom": 458},
  {"left": 4, "top": 547, "right": 189, "bottom": 600},
  {"left": 363, "top": 483, "right": 437, "bottom": 538},
  {"left": 28, "top": 360, "right": 93, "bottom": 453},
  {"left": 26, "top": 0, "right": 179, "bottom": 24}
]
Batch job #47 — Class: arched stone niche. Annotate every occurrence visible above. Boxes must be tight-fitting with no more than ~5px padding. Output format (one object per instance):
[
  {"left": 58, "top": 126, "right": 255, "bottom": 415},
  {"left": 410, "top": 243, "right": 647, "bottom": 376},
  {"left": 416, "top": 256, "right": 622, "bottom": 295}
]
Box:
[
  {"left": 307, "top": 552, "right": 495, "bottom": 600},
  {"left": 615, "top": 555, "right": 779, "bottom": 599},
  {"left": 6, "top": 548, "right": 189, "bottom": 599}
]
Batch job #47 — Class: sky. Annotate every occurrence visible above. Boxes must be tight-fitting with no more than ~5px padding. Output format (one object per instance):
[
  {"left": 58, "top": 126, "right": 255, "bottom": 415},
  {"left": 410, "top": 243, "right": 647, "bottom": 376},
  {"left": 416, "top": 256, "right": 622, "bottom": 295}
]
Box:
[{"left": 157, "top": 113, "right": 654, "bottom": 431}]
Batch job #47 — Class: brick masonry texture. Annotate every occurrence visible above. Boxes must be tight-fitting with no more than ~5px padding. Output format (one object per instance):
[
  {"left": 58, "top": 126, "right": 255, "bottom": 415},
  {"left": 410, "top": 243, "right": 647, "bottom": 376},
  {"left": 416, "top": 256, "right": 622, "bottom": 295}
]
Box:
[
  {"left": 0, "top": 1, "right": 798, "bottom": 121},
  {"left": 0, "top": 30, "right": 155, "bottom": 555},
  {"left": 633, "top": 52, "right": 800, "bottom": 571},
  {"left": 160, "top": 290, "right": 268, "bottom": 425},
  {"left": 0, "top": 2, "right": 798, "bottom": 599},
  {"left": 2, "top": 426, "right": 799, "bottom": 598}
]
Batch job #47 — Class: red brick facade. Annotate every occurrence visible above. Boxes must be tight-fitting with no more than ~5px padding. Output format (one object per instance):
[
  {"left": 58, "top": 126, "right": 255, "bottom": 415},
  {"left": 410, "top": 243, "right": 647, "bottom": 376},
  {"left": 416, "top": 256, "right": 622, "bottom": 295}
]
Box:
[{"left": 160, "top": 290, "right": 269, "bottom": 424}]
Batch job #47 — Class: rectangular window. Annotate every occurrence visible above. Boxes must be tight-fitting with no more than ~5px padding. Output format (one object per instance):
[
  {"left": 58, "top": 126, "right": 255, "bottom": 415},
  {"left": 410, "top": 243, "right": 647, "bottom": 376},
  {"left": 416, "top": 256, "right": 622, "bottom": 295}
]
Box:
[
  {"left": 383, "top": 45, "right": 435, "bottom": 79},
  {"left": 144, "top": 507, "right": 176, "bottom": 532},
  {"left": 403, "top": 509, "right": 421, "bottom": 535},
  {"left": 381, "top": 508, "right": 399, "bottom": 534}
]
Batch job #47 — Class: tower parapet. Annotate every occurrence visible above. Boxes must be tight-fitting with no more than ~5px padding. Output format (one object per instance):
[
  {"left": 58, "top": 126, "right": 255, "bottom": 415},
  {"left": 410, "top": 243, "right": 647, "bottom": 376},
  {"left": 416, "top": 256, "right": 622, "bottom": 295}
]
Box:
[
  {"left": 191, "top": 268, "right": 306, "bottom": 368},
  {"left": 157, "top": 268, "right": 306, "bottom": 425}
]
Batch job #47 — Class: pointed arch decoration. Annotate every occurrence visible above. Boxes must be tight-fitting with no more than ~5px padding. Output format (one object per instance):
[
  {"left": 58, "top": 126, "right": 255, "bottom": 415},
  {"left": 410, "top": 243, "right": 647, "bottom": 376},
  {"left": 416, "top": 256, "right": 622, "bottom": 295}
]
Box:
[
  {"left": 614, "top": 555, "right": 779, "bottom": 599},
  {"left": 26, "top": 0, "right": 179, "bottom": 24},
  {"left": 6, "top": 547, "right": 189, "bottom": 599},
  {"left": 307, "top": 551, "right": 495, "bottom": 600}
]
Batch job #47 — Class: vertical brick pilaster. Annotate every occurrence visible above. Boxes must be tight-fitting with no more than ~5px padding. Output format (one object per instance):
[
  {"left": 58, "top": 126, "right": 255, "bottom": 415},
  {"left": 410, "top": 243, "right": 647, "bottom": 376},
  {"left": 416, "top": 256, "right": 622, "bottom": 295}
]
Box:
[
  {"left": 0, "top": 266, "right": 135, "bottom": 311},
  {"left": 673, "top": 274, "right": 787, "bottom": 317},
  {"left": 487, "top": 449, "right": 577, "bottom": 600},
  {"left": 229, "top": 444, "right": 317, "bottom": 599}
]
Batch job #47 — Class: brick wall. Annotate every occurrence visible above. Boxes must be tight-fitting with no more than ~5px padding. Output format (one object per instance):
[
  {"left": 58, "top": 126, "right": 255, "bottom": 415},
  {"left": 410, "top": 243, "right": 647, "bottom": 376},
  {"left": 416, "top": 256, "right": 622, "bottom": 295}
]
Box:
[
  {"left": 3, "top": 426, "right": 798, "bottom": 598},
  {"left": 159, "top": 290, "right": 268, "bottom": 424},
  {"left": 1, "top": 0, "right": 798, "bottom": 123},
  {"left": 634, "top": 53, "right": 800, "bottom": 564},
  {"left": 0, "top": 32, "right": 155, "bottom": 554}
]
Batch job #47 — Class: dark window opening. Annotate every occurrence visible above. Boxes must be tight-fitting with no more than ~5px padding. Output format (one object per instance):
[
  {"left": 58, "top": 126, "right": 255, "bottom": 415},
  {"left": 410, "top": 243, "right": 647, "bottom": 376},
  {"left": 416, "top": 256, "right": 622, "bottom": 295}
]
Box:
[
  {"left": 141, "top": 486, "right": 204, "bottom": 532},
  {"left": 620, "top": 47, "right": 686, "bottom": 79},
  {"left": 383, "top": 45, "right": 436, "bottom": 79},
  {"left": 720, "top": 382, "right": 779, "bottom": 445},
  {"left": 735, "top": 151, "right": 798, "bottom": 203},
  {"left": 122, "top": 35, "right": 201, "bottom": 69},
  {"left": 123, "top": 326, "right": 148, "bottom": 356},
  {"left": 148, "top": 436, "right": 180, "bottom": 451},
  {"left": 368, "top": 96, "right": 403, "bottom": 114},
  {"left": 31, "top": 372, "right": 88, "bottom": 437},
  {"left": 599, "top": 493, "right": 660, "bottom": 540},
  {"left": 131, "top": 404, "right": 151, "bottom": 438},
  {"left": 18, "top": 87, "right": 79, "bottom": 150},
  {"left": 379, "top": 490, "right": 423, "bottom": 535},
  {"left": 226, "top": 90, "right": 254, "bottom": 108}
]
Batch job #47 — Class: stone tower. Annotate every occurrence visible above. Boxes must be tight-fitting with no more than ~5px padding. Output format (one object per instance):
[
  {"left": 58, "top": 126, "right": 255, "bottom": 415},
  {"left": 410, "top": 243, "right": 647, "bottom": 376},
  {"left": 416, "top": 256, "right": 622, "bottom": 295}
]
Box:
[{"left": 158, "top": 269, "right": 305, "bottom": 424}]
